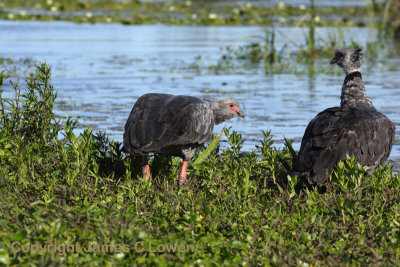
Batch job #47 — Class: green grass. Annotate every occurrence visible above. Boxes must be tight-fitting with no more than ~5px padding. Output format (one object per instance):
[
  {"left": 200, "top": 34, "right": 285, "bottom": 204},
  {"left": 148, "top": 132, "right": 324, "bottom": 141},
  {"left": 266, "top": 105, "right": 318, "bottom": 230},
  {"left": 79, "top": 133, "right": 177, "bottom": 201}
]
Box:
[
  {"left": 0, "top": 0, "right": 390, "bottom": 27},
  {"left": 0, "top": 64, "right": 399, "bottom": 266}
]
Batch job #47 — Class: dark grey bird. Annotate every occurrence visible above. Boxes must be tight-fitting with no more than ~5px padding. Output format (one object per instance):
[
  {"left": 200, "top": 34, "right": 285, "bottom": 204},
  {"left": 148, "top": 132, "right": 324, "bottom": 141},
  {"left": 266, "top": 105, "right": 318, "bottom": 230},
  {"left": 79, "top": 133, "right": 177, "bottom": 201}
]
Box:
[
  {"left": 290, "top": 47, "right": 395, "bottom": 186},
  {"left": 123, "top": 93, "right": 245, "bottom": 185}
]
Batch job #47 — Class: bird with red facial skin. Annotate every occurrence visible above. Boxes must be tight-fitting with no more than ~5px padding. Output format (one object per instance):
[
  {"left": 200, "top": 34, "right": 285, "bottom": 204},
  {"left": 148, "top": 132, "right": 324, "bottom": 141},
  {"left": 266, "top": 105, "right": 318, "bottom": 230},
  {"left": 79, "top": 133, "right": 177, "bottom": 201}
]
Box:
[{"left": 123, "top": 93, "right": 245, "bottom": 186}]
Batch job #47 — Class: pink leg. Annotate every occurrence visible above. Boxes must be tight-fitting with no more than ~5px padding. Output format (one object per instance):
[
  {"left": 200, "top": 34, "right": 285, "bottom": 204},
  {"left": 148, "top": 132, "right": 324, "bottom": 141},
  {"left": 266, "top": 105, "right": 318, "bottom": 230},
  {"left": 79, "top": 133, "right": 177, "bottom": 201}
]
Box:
[
  {"left": 178, "top": 160, "right": 188, "bottom": 186},
  {"left": 142, "top": 155, "right": 150, "bottom": 180}
]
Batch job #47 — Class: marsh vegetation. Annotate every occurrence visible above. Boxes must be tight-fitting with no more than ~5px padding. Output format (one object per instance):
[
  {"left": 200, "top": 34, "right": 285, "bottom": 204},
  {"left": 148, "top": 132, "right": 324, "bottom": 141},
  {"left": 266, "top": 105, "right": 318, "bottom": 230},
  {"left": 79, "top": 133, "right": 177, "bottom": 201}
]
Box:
[
  {"left": 0, "top": 64, "right": 399, "bottom": 265},
  {"left": 1, "top": 0, "right": 400, "bottom": 265}
]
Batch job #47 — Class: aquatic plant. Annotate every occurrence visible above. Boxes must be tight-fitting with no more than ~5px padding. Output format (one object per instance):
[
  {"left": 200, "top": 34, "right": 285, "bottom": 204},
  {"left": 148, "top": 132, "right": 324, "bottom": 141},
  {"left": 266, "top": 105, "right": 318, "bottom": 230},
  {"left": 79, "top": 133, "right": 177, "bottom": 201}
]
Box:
[
  {"left": 0, "top": 57, "right": 35, "bottom": 78},
  {"left": 381, "top": 0, "right": 400, "bottom": 39},
  {"left": 203, "top": 0, "right": 395, "bottom": 77},
  {"left": 307, "top": 0, "right": 316, "bottom": 53}
]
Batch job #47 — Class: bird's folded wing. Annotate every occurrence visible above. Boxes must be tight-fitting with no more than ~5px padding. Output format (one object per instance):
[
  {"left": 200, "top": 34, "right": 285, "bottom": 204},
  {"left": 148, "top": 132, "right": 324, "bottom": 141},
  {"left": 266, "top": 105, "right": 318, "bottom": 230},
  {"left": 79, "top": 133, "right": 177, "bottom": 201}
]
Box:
[{"left": 294, "top": 107, "right": 394, "bottom": 185}]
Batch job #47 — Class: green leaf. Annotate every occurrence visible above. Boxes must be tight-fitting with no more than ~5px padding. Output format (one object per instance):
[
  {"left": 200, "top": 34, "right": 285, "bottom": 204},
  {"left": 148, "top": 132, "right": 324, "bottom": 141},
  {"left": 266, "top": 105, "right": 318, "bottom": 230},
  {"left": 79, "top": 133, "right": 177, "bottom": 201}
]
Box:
[
  {"left": 192, "top": 127, "right": 225, "bottom": 168},
  {"left": 284, "top": 137, "right": 297, "bottom": 158},
  {"left": 0, "top": 249, "right": 10, "bottom": 265},
  {"left": 172, "top": 156, "right": 180, "bottom": 166},
  {"left": 300, "top": 232, "right": 312, "bottom": 244}
]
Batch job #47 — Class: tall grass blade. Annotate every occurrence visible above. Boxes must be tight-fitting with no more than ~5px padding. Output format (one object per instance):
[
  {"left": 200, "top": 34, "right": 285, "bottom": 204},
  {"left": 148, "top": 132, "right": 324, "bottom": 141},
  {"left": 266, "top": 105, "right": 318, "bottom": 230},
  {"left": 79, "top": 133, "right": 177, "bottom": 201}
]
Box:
[
  {"left": 192, "top": 126, "right": 225, "bottom": 168},
  {"left": 284, "top": 137, "right": 297, "bottom": 158}
]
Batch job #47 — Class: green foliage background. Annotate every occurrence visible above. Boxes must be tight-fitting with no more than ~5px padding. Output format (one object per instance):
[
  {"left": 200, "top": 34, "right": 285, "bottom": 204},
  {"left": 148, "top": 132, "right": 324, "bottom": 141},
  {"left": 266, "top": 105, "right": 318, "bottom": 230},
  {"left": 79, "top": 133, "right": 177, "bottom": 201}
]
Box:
[{"left": 0, "top": 64, "right": 399, "bottom": 265}]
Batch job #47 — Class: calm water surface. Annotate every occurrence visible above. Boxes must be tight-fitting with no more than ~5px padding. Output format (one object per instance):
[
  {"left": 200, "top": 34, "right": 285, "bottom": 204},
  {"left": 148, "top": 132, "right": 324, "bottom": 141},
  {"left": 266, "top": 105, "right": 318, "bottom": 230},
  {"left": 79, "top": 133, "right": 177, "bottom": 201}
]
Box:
[{"left": 0, "top": 20, "right": 399, "bottom": 165}]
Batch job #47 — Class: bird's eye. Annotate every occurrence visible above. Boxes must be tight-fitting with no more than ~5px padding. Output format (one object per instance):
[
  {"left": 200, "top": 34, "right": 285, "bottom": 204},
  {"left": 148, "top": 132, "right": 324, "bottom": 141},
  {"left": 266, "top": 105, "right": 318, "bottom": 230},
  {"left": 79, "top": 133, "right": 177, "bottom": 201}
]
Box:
[{"left": 228, "top": 104, "right": 234, "bottom": 108}]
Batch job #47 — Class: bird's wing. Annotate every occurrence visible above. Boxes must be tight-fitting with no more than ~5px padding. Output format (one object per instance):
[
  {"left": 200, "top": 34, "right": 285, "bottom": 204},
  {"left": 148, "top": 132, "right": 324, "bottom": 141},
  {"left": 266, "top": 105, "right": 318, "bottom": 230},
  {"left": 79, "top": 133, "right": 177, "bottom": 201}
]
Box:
[
  {"left": 292, "top": 107, "right": 395, "bottom": 185},
  {"left": 157, "top": 96, "right": 214, "bottom": 148},
  {"left": 357, "top": 112, "right": 395, "bottom": 168},
  {"left": 123, "top": 93, "right": 172, "bottom": 153},
  {"left": 123, "top": 94, "right": 214, "bottom": 154}
]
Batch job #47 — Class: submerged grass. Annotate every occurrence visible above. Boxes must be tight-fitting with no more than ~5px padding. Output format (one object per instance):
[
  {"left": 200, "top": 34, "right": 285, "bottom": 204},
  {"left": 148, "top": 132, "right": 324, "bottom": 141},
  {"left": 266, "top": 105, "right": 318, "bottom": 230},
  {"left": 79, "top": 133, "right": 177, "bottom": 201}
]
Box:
[
  {"left": 0, "top": 57, "right": 35, "bottom": 78},
  {"left": 203, "top": 31, "right": 351, "bottom": 76},
  {"left": 176, "top": 1, "right": 398, "bottom": 77},
  {"left": 204, "top": 16, "right": 395, "bottom": 77},
  {"left": 0, "top": 64, "right": 400, "bottom": 265}
]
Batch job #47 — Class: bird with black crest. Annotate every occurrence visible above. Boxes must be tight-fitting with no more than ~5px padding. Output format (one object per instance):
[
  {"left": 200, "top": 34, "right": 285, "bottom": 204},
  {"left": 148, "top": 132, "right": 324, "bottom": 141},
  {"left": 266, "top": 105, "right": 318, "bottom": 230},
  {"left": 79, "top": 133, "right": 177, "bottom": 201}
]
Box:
[{"left": 290, "top": 47, "right": 395, "bottom": 186}]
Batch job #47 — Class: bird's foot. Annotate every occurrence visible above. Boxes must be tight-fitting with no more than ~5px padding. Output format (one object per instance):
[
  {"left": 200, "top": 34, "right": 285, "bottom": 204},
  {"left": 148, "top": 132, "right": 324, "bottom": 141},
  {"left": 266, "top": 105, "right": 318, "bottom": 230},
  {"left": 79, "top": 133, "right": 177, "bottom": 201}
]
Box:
[
  {"left": 141, "top": 155, "right": 150, "bottom": 180},
  {"left": 142, "top": 164, "right": 151, "bottom": 180},
  {"left": 178, "top": 160, "right": 188, "bottom": 186},
  {"left": 178, "top": 175, "right": 187, "bottom": 186}
]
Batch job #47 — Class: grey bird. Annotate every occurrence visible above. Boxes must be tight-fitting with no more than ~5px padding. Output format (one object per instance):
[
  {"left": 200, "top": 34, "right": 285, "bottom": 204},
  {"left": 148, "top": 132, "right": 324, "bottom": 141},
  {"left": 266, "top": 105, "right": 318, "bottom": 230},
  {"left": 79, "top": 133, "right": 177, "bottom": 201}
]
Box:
[
  {"left": 123, "top": 93, "right": 245, "bottom": 185},
  {"left": 290, "top": 47, "right": 395, "bottom": 186}
]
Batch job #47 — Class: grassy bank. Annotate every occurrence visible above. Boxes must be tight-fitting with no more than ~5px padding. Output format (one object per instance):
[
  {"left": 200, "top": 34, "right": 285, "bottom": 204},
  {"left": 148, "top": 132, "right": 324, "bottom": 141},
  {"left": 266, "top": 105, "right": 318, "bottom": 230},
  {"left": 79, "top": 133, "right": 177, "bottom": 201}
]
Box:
[
  {"left": 0, "top": 64, "right": 399, "bottom": 265},
  {"left": 0, "top": 0, "right": 388, "bottom": 27}
]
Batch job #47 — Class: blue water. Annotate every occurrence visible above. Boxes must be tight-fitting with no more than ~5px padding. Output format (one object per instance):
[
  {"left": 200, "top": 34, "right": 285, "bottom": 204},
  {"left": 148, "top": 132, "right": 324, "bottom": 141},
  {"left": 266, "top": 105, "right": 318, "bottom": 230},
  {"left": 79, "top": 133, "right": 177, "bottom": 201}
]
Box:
[{"left": 0, "top": 20, "right": 399, "bottom": 166}]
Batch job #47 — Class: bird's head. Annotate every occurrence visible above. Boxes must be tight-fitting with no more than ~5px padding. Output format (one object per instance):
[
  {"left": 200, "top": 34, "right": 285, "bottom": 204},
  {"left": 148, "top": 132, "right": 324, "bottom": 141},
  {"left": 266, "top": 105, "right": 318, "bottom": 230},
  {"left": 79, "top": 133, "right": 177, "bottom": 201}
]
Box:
[
  {"left": 330, "top": 47, "right": 362, "bottom": 75},
  {"left": 211, "top": 97, "right": 245, "bottom": 124}
]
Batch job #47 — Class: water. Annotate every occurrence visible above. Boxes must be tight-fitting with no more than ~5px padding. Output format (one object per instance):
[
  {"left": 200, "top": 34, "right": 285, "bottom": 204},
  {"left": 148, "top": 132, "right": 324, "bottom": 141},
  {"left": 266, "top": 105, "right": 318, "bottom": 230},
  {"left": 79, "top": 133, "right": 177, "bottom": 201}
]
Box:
[{"left": 0, "top": 20, "right": 399, "bottom": 165}]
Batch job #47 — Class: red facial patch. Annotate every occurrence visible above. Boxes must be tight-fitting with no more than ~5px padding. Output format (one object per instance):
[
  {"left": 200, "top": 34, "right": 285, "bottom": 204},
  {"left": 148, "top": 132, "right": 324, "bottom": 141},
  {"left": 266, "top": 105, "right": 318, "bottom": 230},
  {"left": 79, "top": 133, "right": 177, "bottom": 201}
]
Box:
[{"left": 228, "top": 104, "right": 241, "bottom": 115}]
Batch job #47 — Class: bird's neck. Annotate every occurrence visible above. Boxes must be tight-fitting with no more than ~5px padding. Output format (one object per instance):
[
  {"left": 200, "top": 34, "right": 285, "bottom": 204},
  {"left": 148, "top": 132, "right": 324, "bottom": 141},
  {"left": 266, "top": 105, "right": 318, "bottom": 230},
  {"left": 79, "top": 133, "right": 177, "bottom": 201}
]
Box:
[
  {"left": 340, "top": 71, "right": 373, "bottom": 108},
  {"left": 211, "top": 102, "right": 224, "bottom": 125}
]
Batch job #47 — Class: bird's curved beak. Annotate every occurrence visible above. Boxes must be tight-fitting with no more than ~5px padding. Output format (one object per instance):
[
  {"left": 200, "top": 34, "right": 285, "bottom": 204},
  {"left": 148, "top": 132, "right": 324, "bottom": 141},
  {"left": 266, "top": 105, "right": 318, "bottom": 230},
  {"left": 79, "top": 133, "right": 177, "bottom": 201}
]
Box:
[
  {"left": 330, "top": 56, "right": 338, "bottom": 65},
  {"left": 237, "top": 109, "right": 245, "bottom": 118},
  {"left": 230, "top": 105, "right": 245, "bottom": 118}
]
